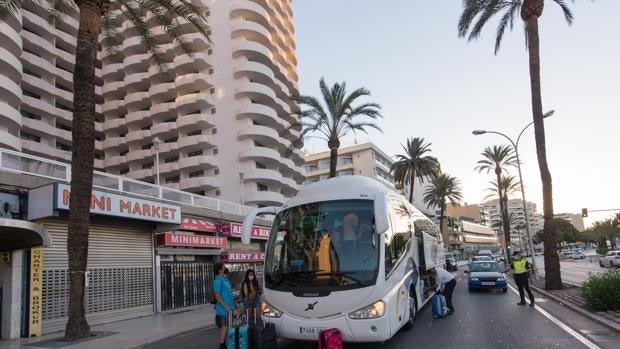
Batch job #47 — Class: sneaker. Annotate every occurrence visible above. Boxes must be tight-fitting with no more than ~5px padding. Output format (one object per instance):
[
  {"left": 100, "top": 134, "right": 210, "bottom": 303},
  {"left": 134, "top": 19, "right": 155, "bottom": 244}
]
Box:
[
  {"left": 529, "top": 302, "right": 535, "bottom": 307},
  {"left": 517, "top": 302, "right": 526, "bottom": 306}
]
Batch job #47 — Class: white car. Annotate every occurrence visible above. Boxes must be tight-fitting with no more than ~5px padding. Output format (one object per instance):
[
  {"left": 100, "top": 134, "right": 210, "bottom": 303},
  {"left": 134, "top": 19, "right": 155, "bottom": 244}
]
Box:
[{"left": 599, "top": 250, "right": 620, "bottom": 268}]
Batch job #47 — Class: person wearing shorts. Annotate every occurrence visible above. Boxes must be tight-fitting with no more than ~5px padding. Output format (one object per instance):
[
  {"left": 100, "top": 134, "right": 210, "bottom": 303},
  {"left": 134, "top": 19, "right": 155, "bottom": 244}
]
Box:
[{"left": 213, "top": 263, "right": 233, "bottom": 349}]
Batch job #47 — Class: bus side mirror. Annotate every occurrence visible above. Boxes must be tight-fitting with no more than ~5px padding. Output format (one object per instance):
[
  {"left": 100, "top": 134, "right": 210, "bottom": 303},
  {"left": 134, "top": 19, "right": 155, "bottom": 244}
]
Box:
[
  {"left": 374, "top": 191, "right": 389, "bottom": 234},
  {"left": 242, "top": 206, "right": 277, "bottom": 244}
]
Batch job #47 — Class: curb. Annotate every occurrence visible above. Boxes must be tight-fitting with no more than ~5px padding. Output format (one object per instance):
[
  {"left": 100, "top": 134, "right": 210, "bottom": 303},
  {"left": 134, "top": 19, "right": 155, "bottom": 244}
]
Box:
[
  {"left": 132, "top": 324, "right": 217, "bottom": 349},
  {"left": 531, "top": 285, "right": 620, "bottom": 333}
]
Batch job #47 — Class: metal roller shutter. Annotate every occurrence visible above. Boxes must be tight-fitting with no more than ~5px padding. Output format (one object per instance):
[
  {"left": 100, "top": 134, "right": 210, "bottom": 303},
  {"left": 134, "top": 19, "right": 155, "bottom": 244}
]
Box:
[{"left": 40, "top": 218, "right": 154, "bottom": 334}]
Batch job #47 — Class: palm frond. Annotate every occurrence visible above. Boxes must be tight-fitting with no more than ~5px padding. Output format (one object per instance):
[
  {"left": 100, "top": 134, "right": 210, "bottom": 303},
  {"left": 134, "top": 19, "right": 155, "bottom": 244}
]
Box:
[
  {"left": 458, "top": 0, "right": 485, "bottom": 37},
  {"left": 494, "top": 1, "right": 520, "bottom": 54},
  {"left": 101, "top": 11, "right": 125, "bottom": 62},
  {"left": 552, "top": 0, "right": 574, "bottom": 25},
  {"left": 467, "top": 0, "right": 504, "bottom": 42},
  {"left": 45, "top": 0, "right": 74, "bottom": 24}
]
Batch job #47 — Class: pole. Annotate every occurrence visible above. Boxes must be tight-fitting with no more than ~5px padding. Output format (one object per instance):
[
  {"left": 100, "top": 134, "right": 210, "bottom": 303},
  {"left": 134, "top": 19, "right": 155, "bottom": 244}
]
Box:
[
  {"left": 155, "top": 150, "right": 160, "bottom": 186},
  {"left": 514, "top": 146, "right": 538, "bottom": 280}
]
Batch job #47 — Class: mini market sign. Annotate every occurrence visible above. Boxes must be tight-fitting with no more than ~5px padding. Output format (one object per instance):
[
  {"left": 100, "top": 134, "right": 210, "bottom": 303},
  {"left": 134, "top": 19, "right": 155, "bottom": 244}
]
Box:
[{"left": 28, "top": 183, "right": 181, "bottom": 224}]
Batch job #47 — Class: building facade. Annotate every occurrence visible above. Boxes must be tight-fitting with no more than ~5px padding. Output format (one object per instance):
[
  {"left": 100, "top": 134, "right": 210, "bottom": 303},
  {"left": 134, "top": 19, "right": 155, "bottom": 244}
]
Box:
[
  {"left": 303, "top": 142, "right": 395, "bottom": 189},
  {"left": 0, "top": 0, "right": 304, "bottom": 208},
  {"left": 480, "top": 198, "right": 540, "bottom": 246},
  {"left": 446, "top": 203, "right": 482, "bottom": 223},
  {"left": 555, "top": 213, "right": 585, "bottom": 232}
]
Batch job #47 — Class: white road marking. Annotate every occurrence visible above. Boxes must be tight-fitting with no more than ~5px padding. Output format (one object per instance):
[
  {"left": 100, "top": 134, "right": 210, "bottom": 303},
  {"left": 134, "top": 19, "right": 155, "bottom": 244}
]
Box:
[{"left": 507, "top": 284, "right": 600, "bottom": 349}]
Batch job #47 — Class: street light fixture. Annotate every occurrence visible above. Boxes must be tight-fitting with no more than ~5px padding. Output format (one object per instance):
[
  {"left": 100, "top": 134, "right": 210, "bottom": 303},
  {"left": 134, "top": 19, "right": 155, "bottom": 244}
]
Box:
[
  {"left": 472, "top": 110, "right": 555, "bottom": 280},
  {"left": 152, "top": 137, "right": 162, "bottom": 186}
]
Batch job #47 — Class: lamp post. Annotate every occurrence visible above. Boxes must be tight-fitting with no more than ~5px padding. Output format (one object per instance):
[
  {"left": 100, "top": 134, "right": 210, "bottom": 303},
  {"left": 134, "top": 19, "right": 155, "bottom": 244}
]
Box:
[
  {"left": 472, "top": 110, "right": 554, "bottom": 279},
  {"left": 152, "top": 137, "right": 162, "bottom": 186}
]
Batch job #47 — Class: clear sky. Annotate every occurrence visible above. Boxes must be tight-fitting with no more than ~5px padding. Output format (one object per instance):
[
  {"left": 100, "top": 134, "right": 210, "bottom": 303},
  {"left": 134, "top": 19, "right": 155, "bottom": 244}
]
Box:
[{"left": 292, "top": 0, "right": 620, "bottom": 228}]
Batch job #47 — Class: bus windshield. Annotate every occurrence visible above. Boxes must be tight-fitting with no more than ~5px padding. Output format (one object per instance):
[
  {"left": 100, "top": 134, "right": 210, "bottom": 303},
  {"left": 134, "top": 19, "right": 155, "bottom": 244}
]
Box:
[{"left": 264, "top": 199, "right": 379, "bottom": 291}]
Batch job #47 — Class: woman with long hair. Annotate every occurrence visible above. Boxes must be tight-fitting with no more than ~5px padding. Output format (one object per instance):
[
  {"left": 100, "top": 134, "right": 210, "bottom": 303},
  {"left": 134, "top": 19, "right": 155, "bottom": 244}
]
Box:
[{"left": 240, "top": 269, "right": 262, "bottom": 323}]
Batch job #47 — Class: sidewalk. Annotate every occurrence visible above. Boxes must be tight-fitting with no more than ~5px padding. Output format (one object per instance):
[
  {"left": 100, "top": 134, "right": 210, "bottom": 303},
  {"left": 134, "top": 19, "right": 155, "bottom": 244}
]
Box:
[
  {"left": 530, "top": 278, "right": 620, "bottom": 332},
  {"left": 0, "top": 305, "right": 215, "bottom": 349}
]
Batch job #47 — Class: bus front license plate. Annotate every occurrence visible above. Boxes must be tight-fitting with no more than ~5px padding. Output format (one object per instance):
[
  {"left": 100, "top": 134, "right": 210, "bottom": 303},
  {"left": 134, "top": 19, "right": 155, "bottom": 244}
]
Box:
[
  {"left": 299, "top": 326, "right": 326, "bottom": 336},
  {"left": 481, "top": 282, "right": 495, "bottom": 286}
]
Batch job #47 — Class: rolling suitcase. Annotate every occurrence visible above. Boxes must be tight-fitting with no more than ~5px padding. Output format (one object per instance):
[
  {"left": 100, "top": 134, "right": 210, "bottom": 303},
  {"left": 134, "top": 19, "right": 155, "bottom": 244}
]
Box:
[
  {"left": 318, "top": 328, "right": 342, "bottom": 349},
  {"left": 431, "top": 294, "right": 448, "bottom": 318},
  {"left": 247, "top": 309, "right": 277, "bottom": 349},
  {"left": 227, "top": 311, "right": 249, "bottom": 349}
]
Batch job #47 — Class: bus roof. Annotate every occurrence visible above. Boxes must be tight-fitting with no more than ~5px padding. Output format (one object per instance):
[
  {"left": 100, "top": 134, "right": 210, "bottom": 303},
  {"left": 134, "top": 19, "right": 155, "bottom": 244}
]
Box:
[{"left": 282, "top": 176, "right": 393, "bottom": 209}]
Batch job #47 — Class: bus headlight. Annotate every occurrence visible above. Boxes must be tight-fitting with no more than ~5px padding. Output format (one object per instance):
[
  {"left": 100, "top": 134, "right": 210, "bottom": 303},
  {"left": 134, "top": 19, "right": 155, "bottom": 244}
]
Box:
[
  {"left": 261, "top": 301, "right": 283, "bottom": 318},
  {"left": 348, "top": 300, "right": 385, "bottom": 319}
]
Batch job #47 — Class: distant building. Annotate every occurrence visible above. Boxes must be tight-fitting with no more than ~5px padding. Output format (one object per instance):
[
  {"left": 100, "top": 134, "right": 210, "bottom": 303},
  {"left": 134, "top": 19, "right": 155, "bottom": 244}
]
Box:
[
  {"left": 444, "top": 217, "right": 500, "bottom": 255},
  {"left": 446, "top": 204, "right": 482, "bottom": 223},
  {"left": 304, "top": 142, "right": 394, "bottom": 187},
  {"left": 555, "top": 213, "right": 585, "bottom": 232},
  {"left": 481, "top": 199, "right": 540, "bottom": 248}
]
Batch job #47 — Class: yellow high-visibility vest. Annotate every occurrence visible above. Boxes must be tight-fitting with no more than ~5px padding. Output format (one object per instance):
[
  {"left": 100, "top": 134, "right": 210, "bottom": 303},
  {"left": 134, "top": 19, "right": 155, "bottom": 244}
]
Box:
[{"left": 512, "top": 259, "right": 529, "bottom": 274}]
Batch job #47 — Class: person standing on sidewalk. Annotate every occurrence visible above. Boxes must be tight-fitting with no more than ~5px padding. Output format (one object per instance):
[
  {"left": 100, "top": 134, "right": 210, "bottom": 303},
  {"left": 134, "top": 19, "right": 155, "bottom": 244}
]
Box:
[
  {"left": 213, "top": 262, "right": 234, "bottom": 349},
  {"left": 240, "top": 269, "right": 262, "bottom": 324},
  {"left": 432, "top": 267, "right": 456, "bottom": 314},
  {"left": 510, "top": 251, "right": 535, "bottom": 306}
]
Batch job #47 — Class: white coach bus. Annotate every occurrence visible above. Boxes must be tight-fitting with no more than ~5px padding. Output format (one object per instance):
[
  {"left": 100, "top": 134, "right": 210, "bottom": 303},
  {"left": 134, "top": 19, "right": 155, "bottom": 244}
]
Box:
[{"left": 241, "top": 176, "right": 445, "bottom": 342}]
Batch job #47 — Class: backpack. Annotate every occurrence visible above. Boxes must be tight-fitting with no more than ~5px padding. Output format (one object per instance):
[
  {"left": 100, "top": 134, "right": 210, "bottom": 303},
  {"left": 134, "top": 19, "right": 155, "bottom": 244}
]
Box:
[{"left": 209, "top": 280, "right": 217, "bottom": 305}]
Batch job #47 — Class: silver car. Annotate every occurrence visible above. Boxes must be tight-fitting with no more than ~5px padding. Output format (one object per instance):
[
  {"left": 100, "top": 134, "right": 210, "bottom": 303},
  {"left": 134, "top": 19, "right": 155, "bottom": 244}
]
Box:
[{"left": 599, "top": 250, "right": 620, "bottom": 268}]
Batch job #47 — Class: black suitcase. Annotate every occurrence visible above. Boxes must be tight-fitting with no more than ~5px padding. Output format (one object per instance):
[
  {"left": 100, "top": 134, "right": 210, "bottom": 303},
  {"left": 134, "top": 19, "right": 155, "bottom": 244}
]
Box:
[{"left": 246, "top": 311, "right": 277, "bottom": 349}]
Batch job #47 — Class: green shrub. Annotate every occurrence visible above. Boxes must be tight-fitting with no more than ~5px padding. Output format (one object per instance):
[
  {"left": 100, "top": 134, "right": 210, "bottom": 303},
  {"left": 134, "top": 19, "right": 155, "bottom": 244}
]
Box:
[
  {"left": 580, "top": 269, "right": 620, "bottom": 312},
  {"left": 596, "top": 247, "right": 608, "bottom": 255}
]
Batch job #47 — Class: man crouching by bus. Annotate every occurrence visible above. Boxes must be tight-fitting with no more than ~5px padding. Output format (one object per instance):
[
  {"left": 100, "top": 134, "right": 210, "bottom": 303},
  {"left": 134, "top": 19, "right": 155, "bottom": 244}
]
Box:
[{"left": 432, "top": 267, "right": 456, "bottom": 314}]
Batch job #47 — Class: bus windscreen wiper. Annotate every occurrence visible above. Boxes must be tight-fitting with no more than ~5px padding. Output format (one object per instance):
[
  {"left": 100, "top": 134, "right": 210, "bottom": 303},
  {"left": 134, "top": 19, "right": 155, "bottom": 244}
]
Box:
[
  {"left": 314, "top": 271, "right": 371, "bottom": 287},
  {"left": 270, "top": 270, "right": 326, "bottom": 287}
]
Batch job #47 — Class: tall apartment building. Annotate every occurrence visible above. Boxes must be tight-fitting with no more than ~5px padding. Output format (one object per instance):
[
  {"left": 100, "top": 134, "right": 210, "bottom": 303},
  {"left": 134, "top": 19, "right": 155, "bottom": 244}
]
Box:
[
  {"left": 0, "top": 0, "right": 304, "bottom": 207},
  {"left": 480, "top": 198, "right": 541, "bottom": 246},
  {"left": 446, "top": 203, "right": 482, "bottom": 223},
  {"left": 555, "top": 213, "right": 585, "bottom": 232},
  {"left": 304, "top": 142, "right": 395, "bottom": 188}
]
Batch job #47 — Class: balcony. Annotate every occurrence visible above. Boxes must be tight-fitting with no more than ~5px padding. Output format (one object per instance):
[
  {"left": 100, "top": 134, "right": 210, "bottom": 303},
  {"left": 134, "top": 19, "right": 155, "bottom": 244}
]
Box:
[
  {"left": 125, "top": 110, "right": 150, "bottom": 128},
  {"left": 20, "top": 51, "right": 51, "bottom": 78},
  {"left": 173, "top": 52, "right": 210, "bottom": 74},
  {"left": 102, "top": 81, "right": 126, "bottom": 99},
  {"left": 177, "top": 134, "right": 216, "bottom": 152},
  {"left": 125, "top": 149, "right": 151, "bottom": 163},
  {"left": 230, "top": 1, "right": 270, "bottom": 29},
  {"left": 178, "top": 155, "right": 218, "bottom": 170},
  {"left": 124, "top": 91, "right": 150, "bottom": 111},
  {"left": 103, "top": 154, "right": 127, "bottom": 168},
  {"left": 237, "top": 124, "right": 280, "bottom": 147},
  {"left": 174, "top": 73, "right": 211, "bottom": 94},
  {"left": 231, "top": 20, "right": 272, "bottom": 49},
  {"left": 123, "top": 54, "right": 149, "bottom": 74},
  {"left": 0, "top": 75, "right": 21, "bottom": 108},
  {"left": 235, "top": 82, "right": 276, "bottom": 104},
  {"left": 175, "top": 92, "right": 213, "bottom": 115},
  {"left": 0, "top": 132, "right": 20, "bottom": 151},
  {"left": 102, "top": 100, "right": 127, "bottom": 118},
  {"left": 150, "top": 102, "right": 177, "bottom": 121},
  {"left": 179, "top": 176, "right": 219, "bottom": 191},
  {"left": 236, "top": 103, "right": 287, "bottom": 132},
  {"left": 0, "top": 101, "right": 21, "bottom": 128},
  {"left": 244, "top": 190, "right": 285, "bottom": 207},
  {"left": 125, "top": 129, "right": 151, "bottom": 145},
  {"left": 101, "top": 62, "right": 124, "bottom": 81},
  {"left": 149, "top": 82, "right": 176, "bottom": 103},
  {"left": 239, "top": 147, "right": 281, "bottom": 166},
  {"left": 176, "top": 114, "right": 215, "bottom": 131},
  {"left": 122, "top": 36, "right": 145, "bottom": 55},
  {"left": 102, "top": 136, "right": 125, "bottom": 151},
  {"left": 124, "top": 72, "right": 150, "bottom": 92},
  {"left": 0, "top": 21, "right": 21, "bottom": 56},
  {"left": 232, "top": 41, "right": 273, "bottom": 69},
  {"left": 150, "top": 121, "right": 177, "bottom": 140},
  {"left": 244, "top": 169, "right": 282, "bottom": 186}
]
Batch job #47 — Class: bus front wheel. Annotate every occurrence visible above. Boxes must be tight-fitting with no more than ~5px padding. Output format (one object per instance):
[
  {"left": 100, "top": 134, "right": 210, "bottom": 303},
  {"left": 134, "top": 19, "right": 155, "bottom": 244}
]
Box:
[{"left": 403, "top": 292, "right": 418, "bottom": 330}]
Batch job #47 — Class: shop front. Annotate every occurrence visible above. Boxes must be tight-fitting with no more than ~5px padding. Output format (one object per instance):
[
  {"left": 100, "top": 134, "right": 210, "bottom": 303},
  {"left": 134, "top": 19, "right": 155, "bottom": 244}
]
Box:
[
  {"left": 155, "top": 217, "right": 225, "bottom": 311},
  {"left": 220, "top": 223, "right": 269, "bottom": 291},
  {"left": 28, "top": 183, "right": 181, "bottom": 334}
]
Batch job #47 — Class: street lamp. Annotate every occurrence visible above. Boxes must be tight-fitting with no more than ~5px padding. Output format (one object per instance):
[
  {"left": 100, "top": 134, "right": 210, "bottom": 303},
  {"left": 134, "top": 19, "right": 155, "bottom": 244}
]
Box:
[
  {"left": 152, "top": 137, "right": 162, "bottom": 186},
  {"left": 472, "top": 110, "right": 555, "bottom": 280}
]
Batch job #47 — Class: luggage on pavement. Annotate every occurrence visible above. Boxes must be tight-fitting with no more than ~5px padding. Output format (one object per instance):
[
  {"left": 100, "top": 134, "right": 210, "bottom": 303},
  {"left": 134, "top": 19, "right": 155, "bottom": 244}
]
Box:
[
  {"left": 227, "top": 311, "right": 249, "bottom": 349},
  {"left": 318, "top": 328, "right": 343, "bottom": 349},
  {"left": 246, "top": 308, "right": 277, "bottom": 349},
  {"left": 431, "top": 294, "right": 448, "bottom": 318}
]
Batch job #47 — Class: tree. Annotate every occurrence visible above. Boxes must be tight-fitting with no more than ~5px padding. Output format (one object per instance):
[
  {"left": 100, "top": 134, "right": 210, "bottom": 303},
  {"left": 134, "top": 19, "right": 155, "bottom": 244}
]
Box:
[
  {"left": 390, "top": 137, "right": 439, "bottom": 204},
  {"left": 475, "top": 145, "right": 517, "bottom": 262},
  {"left": 589, "top": 218, "right": 619, "bottom": 250},
  {"left": 554, "top": 218, "right": 581, "bottom": 246},
  {"left": 458, "top": 0, "right": 575, "bottom": 290},
  {"left": 1, "top": 0, "right": 209, "bottom": 340},
  {"left": 423, "top": 173, "right": 464, "bottom": 248},
  {"left": 291, "top": 78, "right": 382, "bottom": 178}
]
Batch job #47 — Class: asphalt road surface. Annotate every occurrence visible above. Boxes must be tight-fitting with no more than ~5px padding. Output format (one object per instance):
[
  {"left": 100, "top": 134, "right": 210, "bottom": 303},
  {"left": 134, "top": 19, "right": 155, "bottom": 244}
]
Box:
[
  {"left": 533, "top": 255, "right": 606, "bottom": 285},
  {"left": 143, "top": 270, "right": 618, "bottom": 349}
]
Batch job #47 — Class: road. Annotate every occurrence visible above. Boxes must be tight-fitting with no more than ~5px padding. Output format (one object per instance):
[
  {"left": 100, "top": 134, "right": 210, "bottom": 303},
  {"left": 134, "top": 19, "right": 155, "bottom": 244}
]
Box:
[
  {"left": 532, "top": 255, "right": 606, "bottom": 285},
  {"left": 143, "top": 270, "right": 619, "bottom": 349}
]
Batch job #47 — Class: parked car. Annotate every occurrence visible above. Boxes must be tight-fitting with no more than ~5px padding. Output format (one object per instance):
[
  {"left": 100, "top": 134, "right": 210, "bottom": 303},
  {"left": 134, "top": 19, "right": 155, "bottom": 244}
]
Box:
[
  {"left": 599, "top": 250, "right": 620, "bottom": 268},
  {"left": 466, "top": 261, "right": 507, "bottom": 293},
  {"left": 568, "top": 252, "right": 585, "bottom": 259},
  {"left": 472, "top": 255, "right": 492, "bottom": 262},
  {"left": 445, "top": 257, "right": 458, "bottom": 271}
]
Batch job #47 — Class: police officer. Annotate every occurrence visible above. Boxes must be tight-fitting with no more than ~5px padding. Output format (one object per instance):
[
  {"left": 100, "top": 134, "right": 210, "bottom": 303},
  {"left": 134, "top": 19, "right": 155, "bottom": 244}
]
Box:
[{"left": 510, "top": 250, "right": 535, "bottom": 306}]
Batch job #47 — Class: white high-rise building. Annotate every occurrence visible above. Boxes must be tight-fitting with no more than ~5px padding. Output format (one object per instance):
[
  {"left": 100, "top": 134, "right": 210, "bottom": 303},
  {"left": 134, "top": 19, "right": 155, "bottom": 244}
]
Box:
[
  {"left": 481, "top": 198, "right": 540, "bottom": 246},
  {"left": 0, "top": 0, "right": 305, "bottom": 207}
]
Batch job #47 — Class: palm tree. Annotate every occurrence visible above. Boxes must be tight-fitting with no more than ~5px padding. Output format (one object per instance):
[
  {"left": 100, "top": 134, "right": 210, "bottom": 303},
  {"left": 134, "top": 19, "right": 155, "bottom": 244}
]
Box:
[
  {"left": 291, "top": 78, "right": 382, "bottom": 178},
  {"left": 390, "top": 137, "right": 439, "bottom": 204},
  {"left": 423, "top": 173, "right": 464, "bottom": 247},
  {"left": 475, "top": 145, "right": 517, "bottom": 262},
  {"left": 458, "top": 0, "right": 574, "bottom": 290},
  {"left": 1, "top": 0, "right": 209, "bottom": 340}
]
